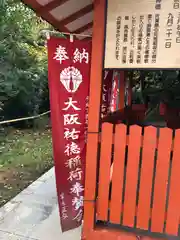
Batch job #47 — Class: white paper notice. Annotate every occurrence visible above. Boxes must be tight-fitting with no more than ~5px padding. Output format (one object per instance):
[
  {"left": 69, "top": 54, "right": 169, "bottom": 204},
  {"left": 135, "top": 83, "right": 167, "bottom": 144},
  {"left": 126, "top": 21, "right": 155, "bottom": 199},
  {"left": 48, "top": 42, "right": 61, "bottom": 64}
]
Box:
[{"left": 105, "top": 0, "right": 180, "bottom": 69}]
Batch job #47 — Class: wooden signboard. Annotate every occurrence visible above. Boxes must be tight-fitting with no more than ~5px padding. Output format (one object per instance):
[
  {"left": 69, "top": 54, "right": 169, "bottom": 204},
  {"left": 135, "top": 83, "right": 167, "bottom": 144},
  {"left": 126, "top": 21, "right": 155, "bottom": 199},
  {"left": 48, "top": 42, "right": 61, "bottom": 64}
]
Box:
[{"left": 104, "top": 0, "right": 180, "bottom": 69}]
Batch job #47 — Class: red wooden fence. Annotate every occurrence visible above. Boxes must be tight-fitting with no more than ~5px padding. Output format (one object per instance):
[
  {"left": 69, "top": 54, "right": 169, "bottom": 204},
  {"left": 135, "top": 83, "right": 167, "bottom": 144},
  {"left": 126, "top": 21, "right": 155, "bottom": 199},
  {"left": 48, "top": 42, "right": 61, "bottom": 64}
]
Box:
[{"left": 96, "top": 123, "right": 180, "bottom": 237}]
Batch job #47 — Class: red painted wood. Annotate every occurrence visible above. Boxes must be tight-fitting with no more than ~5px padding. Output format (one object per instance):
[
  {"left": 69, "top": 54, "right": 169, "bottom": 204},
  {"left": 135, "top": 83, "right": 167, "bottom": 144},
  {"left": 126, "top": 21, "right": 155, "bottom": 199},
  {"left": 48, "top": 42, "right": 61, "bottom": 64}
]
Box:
[
  {"left": 97, "top": 123, "right": 113, "bottom": 221},
  {"left": 137, "top": 127, "right": 157, "bottom": 230},
  {"left": 83, "top": 0, "right": 106, "bottom": 235},
  {"left": 151, "top": 128, "right": 172, "bottom": 233},
  {"left": 110, "top": 124, "right": 127, "bottom": 224},
  {"left": 165, "top": 130, "right": 180, "bottom": 235},
  {"left": 123, "top": 126, "right": 142, "bottom": 227}
]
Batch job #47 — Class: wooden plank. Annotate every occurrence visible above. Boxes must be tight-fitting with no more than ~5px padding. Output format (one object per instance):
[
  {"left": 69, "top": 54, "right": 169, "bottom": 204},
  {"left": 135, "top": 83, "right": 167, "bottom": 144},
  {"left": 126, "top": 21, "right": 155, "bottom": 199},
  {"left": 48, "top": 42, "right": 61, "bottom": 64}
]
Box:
[
  {"left": 86, "top": 4, "right": 104, "bottom": 133},
  {"left": 165, "top": 130, "right": 180, "bottom": 236},
  {"left": 59, "top": 4, "right": 94, "bottom": 26},
  {"left": 97, "top": 123, "right": 113, "bottom": 221},
  {"left": 83, "top": 0, "right": 106, "bottom": 234},
  {"left": 74, "top": 22, "right": 93, "bottom": 34},
  {"left": 83, "top": 134, "right": 99, "bottom": 231},
  {"left": 23, "top": 0, "right": 69, "bottom": 33},
  {"left": 110, "top": 124, "right": 127, "bottom": 224},
  {"left": 123, "top": 125, "right": 142, "bottom": 227},
  {"left": 85, "top": 228, "right": 138, "bottom": 240},
  {"left": 151, "top": 128, "right": 172, "bottom": 233},
  {"left": 37, "top": 0, "right": 69, "bottom": 14},
  {"left": 137, "top": 127, "right": 157, "bottom": 230}
]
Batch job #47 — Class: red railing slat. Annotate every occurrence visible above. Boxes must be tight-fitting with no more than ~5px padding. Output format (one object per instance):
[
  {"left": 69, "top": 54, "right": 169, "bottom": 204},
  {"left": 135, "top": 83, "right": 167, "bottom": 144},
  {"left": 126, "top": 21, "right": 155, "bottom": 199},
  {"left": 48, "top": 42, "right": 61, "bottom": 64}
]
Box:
[
  {"left": 165, "top": 130, "right": 180, "bottom": 235},
  {"left": 151, "top": 128, "right": 172, "bottom": 233},
  {"left": 137, "top": 127, "right": 157, "bottom": 230},
  {"left": 97, "top": 123, "right": 113, "bottom": 221},
  {"left": 110, "top": 124, "right": 127, "bottom": 224},
  {"left": 123, "top": 125, "right": 142, "bottom": 227}
]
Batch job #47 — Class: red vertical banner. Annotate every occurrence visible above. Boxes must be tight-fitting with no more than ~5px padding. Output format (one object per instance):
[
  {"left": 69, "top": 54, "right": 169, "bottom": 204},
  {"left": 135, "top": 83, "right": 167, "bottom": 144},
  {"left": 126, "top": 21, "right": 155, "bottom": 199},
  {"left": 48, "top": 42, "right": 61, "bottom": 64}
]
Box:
[
  {"left": 47, "top": 37, "right": 91, "bottom": 232},
  {"left": 110, "top": 71, "right": 119, "bottom": 112},
  {"left": 101, "top": 70, "right": 113, "bottom": 117},
  {"left": 110, "top": 71, "right": 127, "bottom": 112}
]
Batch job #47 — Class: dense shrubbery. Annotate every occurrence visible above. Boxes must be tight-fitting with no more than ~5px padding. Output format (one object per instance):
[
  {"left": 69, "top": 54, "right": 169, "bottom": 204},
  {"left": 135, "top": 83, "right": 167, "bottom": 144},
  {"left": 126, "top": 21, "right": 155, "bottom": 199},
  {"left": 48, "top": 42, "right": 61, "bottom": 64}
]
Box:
[
  {"left": 130, "top": 70, "right": 180, "bottom": 108},
  {"left": 0, "top": 0, "right": 51, "bottom": 127}
]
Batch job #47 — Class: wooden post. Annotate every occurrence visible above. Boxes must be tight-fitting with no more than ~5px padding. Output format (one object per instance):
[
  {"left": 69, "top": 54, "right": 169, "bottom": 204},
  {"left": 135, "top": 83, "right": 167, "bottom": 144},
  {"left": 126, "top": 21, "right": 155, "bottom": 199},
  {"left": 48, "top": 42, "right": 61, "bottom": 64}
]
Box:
[{"left": 83, "top": 0, "right": 106, "bottom": 238}]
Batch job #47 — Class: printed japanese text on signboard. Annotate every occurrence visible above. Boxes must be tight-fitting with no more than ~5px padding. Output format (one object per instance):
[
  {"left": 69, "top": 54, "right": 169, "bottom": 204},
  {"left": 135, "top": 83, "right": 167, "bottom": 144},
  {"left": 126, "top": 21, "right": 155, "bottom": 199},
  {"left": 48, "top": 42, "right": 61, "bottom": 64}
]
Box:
[{"left": 105, "top": 0, "right": 180, "bottom": 69}]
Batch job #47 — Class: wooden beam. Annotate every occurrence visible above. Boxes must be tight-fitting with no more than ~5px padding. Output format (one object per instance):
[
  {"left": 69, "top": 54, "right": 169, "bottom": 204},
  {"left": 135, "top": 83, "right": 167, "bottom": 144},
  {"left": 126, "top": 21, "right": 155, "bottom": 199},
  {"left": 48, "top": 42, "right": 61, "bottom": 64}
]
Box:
[
  {"left": 21, "top": 0, "right": 69, "bottom": 32},
  {"left": 82, "top": 36, "right": 92, "bottom": 41},
  {"left": 74, "top": 22, "right": 93, "bottom": 34},
  {"left": 83, "top": 0, "right": 106, "bottom": 238},
  {"left": 60, "top": 4, "right": 93, "bottom": 26},
  {"left": 37, "top": 0, "right": 69, "bottom": 15}
]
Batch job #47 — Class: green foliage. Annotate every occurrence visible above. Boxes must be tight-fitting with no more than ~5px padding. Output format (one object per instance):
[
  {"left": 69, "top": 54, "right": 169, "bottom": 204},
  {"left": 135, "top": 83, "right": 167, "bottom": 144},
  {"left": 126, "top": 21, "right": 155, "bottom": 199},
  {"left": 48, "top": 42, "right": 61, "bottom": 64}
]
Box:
[
  {"left": 131, "top": 70, "right": 180, "bottom": 108},
  {"left": 0, "top": 0, "right": 51, "bottom": 125}
]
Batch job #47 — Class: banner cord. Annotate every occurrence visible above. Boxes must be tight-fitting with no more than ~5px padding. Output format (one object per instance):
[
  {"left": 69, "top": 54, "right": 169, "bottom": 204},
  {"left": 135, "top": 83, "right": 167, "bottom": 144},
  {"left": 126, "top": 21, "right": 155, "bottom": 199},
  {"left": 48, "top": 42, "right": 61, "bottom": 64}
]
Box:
[
  {"left": 0, "top": 110, "right": 50, "bottom": 125},
  {"left": 40, "top": 29, "right": 92, "bottom": 38}
]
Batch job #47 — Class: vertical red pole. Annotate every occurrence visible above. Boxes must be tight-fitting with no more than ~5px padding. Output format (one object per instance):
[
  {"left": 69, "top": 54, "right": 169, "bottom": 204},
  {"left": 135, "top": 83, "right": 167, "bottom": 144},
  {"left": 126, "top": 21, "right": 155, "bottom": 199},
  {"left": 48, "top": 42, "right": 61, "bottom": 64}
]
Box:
[
  {"left": 83, "top": 0, "right": 106, "bottom": 238},
  {"left": 119, "top": 71, "right": 125, "bottom": 110}
]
